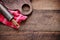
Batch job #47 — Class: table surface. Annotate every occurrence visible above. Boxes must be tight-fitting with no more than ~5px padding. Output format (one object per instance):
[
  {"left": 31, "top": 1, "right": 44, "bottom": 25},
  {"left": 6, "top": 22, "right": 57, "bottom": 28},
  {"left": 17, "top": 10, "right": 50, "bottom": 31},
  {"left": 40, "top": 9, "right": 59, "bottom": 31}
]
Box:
[
  {"left": 0, "top": 0, "right": 60, "bottom": 40},
  {"left": 0, "top": 10, "right": 60, "bottom": 40}
]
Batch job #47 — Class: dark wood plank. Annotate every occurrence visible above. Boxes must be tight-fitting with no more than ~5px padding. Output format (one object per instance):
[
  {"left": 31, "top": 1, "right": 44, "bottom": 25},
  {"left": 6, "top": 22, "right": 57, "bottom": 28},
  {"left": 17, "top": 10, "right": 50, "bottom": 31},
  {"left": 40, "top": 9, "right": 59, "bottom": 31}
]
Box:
[
  {"left": 32, "top": 0, "right": 60, "bottom": 10},
  {"left": 0, "top": 32, "right": 60, "bottom": 40},
  {"left": 0, "top": 10, "right": 60, "bottom": 31}
]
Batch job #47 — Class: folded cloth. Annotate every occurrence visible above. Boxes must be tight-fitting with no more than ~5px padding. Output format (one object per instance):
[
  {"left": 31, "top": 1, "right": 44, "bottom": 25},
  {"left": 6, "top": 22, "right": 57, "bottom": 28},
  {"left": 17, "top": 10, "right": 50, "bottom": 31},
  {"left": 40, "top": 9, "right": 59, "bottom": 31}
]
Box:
[{"left": 0, "top": 10, "right": 27, "bottom": 29}]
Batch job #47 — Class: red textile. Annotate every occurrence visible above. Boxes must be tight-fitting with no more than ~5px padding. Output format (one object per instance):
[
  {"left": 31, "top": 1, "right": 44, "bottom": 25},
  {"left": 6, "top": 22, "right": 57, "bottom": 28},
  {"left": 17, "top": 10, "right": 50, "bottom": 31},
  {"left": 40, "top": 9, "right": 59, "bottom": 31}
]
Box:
[{"left": 0, "top": 10, "right": 27, "bottom": 29}]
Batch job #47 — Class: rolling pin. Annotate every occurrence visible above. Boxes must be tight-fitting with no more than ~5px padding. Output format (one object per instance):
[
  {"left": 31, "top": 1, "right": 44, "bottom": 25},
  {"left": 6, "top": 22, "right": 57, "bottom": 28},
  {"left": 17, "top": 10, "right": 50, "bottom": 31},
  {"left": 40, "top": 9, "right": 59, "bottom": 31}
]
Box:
[{"left": 0, "top": 3, "right": 20, "bottom": 28}]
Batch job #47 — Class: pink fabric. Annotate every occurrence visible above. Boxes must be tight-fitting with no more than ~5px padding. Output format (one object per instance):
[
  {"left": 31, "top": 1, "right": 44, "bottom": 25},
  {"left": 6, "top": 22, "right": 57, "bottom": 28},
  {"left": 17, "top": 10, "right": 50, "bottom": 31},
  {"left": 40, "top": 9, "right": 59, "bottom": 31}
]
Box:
[{"left": 0, "top": 10, "right": 27, "bottom": 29}]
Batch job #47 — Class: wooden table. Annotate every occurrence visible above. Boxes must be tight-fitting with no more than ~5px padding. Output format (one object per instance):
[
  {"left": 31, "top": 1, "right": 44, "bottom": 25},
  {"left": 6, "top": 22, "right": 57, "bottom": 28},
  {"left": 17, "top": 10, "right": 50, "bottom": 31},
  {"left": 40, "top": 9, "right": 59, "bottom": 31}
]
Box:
[{"left": 0, "top": 0, "right": 60, "bottom": 40}]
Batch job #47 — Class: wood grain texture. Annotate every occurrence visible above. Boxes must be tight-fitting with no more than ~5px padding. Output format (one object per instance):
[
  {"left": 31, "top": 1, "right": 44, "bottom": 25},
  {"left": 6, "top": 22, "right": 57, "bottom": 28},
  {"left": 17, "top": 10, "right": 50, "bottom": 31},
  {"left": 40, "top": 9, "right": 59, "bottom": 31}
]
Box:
[
  {"left": 0, "top": 32, "right": 60, "bottom": 40},
  {"left": 0, "top": 10, "right": 60, "bottom": 40},
  {"left": 0, "top": 0, "right": 60, "bottom": 40},
  {"left": 0, "top": 10, "right": 60, "bottom": 32},
  {"left": 2, "top": 0, "right": 60, "bottom": 10},
  {"left": 32, "top": 0, "right": 60, "bottom": 10}
]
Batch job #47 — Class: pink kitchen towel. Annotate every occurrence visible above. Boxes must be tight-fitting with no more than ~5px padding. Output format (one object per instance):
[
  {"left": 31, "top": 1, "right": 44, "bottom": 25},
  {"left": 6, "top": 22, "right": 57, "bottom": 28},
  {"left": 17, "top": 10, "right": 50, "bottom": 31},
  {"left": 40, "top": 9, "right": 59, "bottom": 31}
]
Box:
[{"left": 0, "top": 10, "right": 27, "bottom": 29}]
